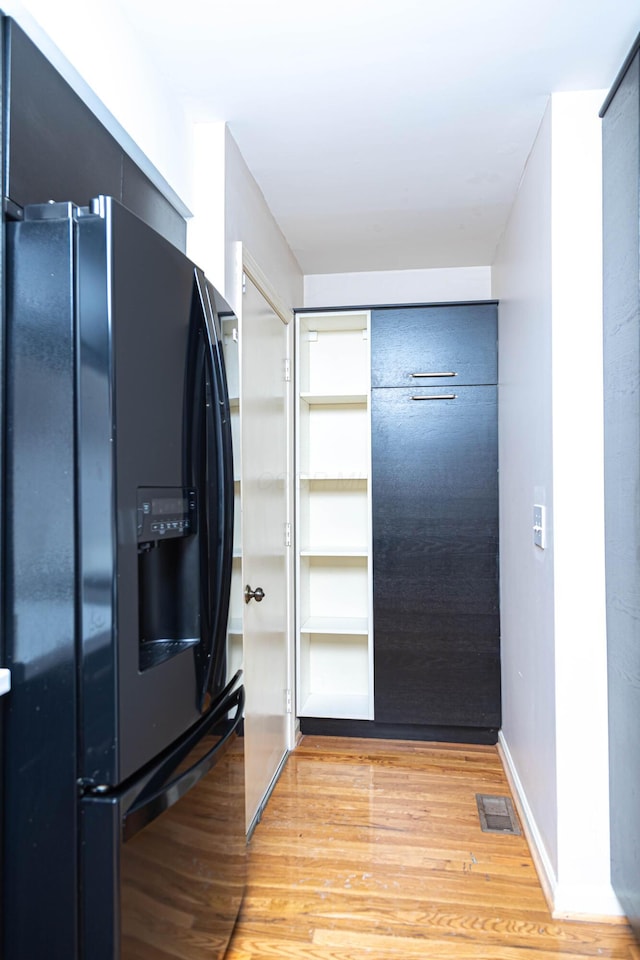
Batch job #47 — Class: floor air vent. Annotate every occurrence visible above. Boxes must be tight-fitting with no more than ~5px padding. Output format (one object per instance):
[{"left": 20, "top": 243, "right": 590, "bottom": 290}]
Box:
[{"left": 475, "top": 794, "right": 521, "bottom": 835}]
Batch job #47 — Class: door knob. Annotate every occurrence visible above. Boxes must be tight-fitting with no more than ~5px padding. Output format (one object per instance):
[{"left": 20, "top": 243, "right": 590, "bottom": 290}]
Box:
[{"left": 244, "top": 584, "right": 265, "bottom": 604}]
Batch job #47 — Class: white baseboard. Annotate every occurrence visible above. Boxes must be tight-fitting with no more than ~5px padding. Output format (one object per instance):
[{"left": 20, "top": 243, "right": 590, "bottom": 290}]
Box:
[
  {"left": 497, "top": 732, "right": 625, "bottom": 923},
  {"left": 553, "top": 883, "right": 625, "bottom": 922},
  {"left": 497, "top": 733, "right": 557, "bottom": 912}
]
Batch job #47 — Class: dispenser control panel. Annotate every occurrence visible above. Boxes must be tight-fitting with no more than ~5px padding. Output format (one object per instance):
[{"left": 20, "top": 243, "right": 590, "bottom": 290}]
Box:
[{"left": 137, "top": 487, "right": 197, "bottom": 542}]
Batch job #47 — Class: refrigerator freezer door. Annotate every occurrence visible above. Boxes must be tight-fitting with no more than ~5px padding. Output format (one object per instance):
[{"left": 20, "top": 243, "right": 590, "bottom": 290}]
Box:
[{"left": 81, "top": 683, "right": 246, "bottom": 960}]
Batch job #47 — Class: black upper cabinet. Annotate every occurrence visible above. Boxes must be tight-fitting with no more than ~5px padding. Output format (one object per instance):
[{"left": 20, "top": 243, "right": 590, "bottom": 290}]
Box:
[
  {"left": 371, "top": 302, "right": 497, "bottom": 388},
  {"left": 371, "top": 303, "right": 500, "bottom": 735},
  {"left": 5, "top": 21, "right": 122, "bottom": 208},
  {"left": 121, "top": 155, "right": 186, "bottom": 252},
  {"left": 4, "top": 20, "right": 186, "bottom": 252}
]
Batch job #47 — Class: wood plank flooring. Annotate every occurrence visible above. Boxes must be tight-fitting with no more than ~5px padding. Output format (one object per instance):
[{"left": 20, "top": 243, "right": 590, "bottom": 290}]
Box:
[{"left": 226, "top": 736, "right": 638, "bottom": 960}]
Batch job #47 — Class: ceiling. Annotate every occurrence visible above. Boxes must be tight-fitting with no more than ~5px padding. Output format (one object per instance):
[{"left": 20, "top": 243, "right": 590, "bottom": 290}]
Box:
[{"left": 115, "top": 0, "right": 640, "bottom": 275}]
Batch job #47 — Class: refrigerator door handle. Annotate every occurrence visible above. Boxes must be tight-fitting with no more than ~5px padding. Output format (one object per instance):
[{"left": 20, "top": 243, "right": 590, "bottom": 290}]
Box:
[
  {"left": 123, "top": 683, "right": 244, "bottom": 842},
  {"left": 194, "top": 269, "right": 235, "bottom": 708},
  {"left": 184, "top": 275, "right": 213, "bottom": 701},
  {"left": 205, "top": 279, "right": 235, "bottom": 694}
]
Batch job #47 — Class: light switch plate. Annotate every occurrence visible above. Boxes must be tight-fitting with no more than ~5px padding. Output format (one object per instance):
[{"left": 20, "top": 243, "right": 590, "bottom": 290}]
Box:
[{"left": 533, "top": 504, "right": 545, "bottom": 549}]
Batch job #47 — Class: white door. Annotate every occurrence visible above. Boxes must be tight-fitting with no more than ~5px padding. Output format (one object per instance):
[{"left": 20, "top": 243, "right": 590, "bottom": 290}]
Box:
[{"left": 240, "top": 271, "right": 291, "bottom": 829}]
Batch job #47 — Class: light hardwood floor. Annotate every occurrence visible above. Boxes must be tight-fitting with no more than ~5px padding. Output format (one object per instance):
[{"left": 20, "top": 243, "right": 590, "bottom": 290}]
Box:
[{"left": 226, "top": 736, "right": 638, "bottom": 959}]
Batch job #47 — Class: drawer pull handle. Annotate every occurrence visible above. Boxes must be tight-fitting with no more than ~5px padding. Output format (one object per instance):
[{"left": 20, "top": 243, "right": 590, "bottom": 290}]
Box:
[
  {"left": 411, "top": 371, "right": 457, "bottom": 378},
  {"left": 411, "top": 394, "right": 457, "bottom": 401}
]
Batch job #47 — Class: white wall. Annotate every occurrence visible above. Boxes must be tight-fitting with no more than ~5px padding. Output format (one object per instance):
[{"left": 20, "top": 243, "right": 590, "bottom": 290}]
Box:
[
  {"left": 304, "top": 266, "right": 491, "bottom": 307},
  {"left": 188, "top": 123, "right": 304, "bottom": 313},
  {"left": 549, "top": 91, "right": 612, "bottom": 917},
  {"left": 493, "top": 101, "right": 559, "bottom": 882},
  {"left": 494, "top": 91, "right": 618, "bottom": 917},
  {"left": 187, "top": 122, "right": 227, "bottom": 286},
  {"left": 224, "top": 130, "right": 303, "bottom": 315}
]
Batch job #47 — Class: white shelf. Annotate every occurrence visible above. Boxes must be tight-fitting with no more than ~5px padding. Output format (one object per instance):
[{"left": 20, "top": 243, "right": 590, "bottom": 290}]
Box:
[
  {"left": 300, "top": 547, "right": 368, "bottom": 557},
  {"left": 299, "top": 692, "right": 370, "bottom": 720},
  {"left": 298, "top": 313, "right": 369, "bottom": 396},
  {"left": 300, "top": 392, "right": 367, "bottom": 405},
  {"left": 300, "top": 616, "right": 369, "bottom": 635},
  {"left": 296, "top": 309, "right": 373, "bottom": 721},
  {"left": 298, "top": 629, "right": 371, "bottom": 719},
  {"left": 299, "top": 477, "right": 369, "bottom": 553},
  {"left": 299, "top": 555, "right": 369, "bottom": 623},
  {"left": 299, "top": 473, "right": 368, "bottom": 482},
  {"left": 299, "top": 402, "right": 368, "bottom": 477}
]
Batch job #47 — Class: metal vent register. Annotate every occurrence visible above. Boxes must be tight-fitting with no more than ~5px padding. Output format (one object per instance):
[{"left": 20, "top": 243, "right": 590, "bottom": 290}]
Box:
[{"left": 476, "top": 794, "right": 521, "bottom": 835}]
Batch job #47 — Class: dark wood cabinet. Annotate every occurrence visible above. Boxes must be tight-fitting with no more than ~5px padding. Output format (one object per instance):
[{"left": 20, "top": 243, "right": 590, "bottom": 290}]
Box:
[
  {"left": 371, "top": 305, "right": 500, "bottom": 737},
  {"left": 371, "top": 302, "right": 497, "bottom": 388},
  {"left": 298, "top": 301, "right": 500, "bottom": 743}
]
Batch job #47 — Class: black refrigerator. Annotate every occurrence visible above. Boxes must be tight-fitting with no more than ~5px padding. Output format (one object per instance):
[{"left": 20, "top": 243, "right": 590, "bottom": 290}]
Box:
[{"left": 2, "top": 196, "right": 245, "bottom": 959}]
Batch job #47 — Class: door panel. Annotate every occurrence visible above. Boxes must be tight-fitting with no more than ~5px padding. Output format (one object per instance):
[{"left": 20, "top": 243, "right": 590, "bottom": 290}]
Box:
[
  {"left": 81, "top": 687, "right": 245, "bottom": 960},
  {"left": 371, "top": 303, "right": 497, "bottom": 388},
  {"left": 240, "top": 275, "right": 290, "bottom": 828},
  {"left": 76, "top": 199, "right": 202, "bottom": 786},
  {"left": 372, "top": 385, "right": 500, "bottom": 728}
]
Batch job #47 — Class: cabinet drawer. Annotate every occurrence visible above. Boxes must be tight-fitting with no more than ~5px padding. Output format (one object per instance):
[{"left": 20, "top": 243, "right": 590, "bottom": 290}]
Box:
[{"left": 371, "top": 302, "right": 497, "bottom": 387}]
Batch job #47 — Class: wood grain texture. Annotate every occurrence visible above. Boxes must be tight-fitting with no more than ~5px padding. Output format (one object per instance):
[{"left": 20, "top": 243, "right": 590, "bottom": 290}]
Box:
[
  {"left": 226, "top": 737, "right": 637, "bottom": 960},
  {"left": 372, "top": 385, "right": 500, "bottom": 727},
  {"left": 371, "top": 303, "right": 498, "bottom": 388}
]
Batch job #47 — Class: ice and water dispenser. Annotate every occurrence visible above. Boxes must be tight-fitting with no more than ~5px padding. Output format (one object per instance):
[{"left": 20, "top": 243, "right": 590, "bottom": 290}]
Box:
[{"left": 136, "top": 487, "right": 200, "bottom": 671}]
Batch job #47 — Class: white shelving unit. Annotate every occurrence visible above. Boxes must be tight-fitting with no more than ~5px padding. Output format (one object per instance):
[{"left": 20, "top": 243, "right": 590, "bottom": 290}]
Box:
[
  {"left": 295, "top": 310, "right": 373, "bottom": 720},
  {"left": 222, "top": 316, "right": 244, "bottom": 683}
]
